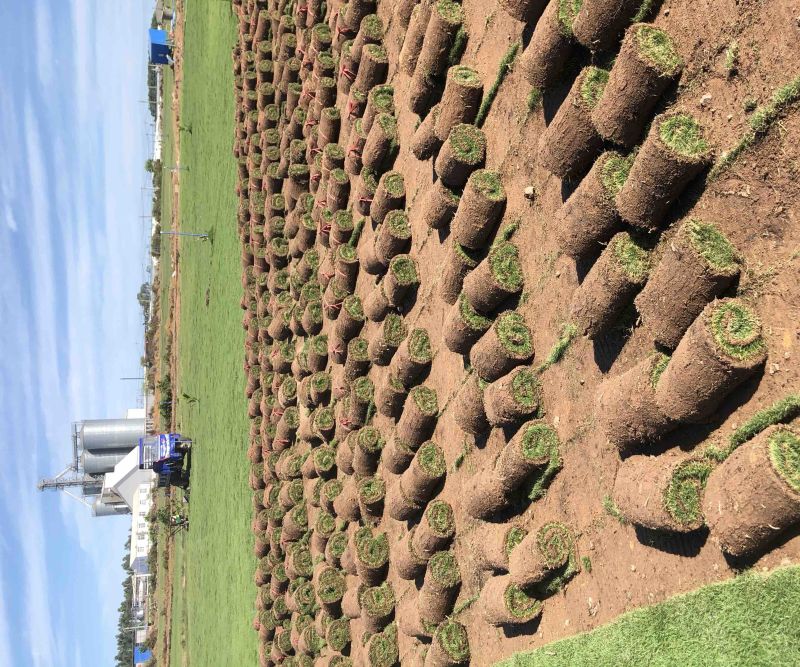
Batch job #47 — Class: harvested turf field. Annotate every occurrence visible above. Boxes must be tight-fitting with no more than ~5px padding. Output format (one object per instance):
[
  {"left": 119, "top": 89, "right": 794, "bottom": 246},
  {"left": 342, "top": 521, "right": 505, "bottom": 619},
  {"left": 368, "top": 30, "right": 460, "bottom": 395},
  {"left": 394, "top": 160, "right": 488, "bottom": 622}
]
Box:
[{"left": 166, "top": 0, "right": 800, "bottom": 665}]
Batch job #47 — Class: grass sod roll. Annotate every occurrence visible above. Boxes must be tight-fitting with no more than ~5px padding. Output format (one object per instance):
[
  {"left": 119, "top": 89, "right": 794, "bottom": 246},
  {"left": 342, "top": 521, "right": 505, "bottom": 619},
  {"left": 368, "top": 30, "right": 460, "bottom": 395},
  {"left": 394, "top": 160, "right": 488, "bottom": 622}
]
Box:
[
  {"left": 703, "top": 426, "right": 800, "bottom": 557},
  {"left": 473, "top": 522, "right": 529, "bottom": 571},
  {"left": 655, "top": 299, "right": 767, "bottom": 424},
  {"left": 326, "top": 617, "right": 351, "bottom": 653},
  {"left": 435, "top": 124, "right": 487, "bottom": 188},
  {"left": 452, "top": 372, "right": 490, "bottom": 436},
  {"left": 462, "top": 241, "right": 523, "bottom": 312},
  {"left": 440, "top": 237, "right": 481, "bottom": 302},
  {"left": 635, "top": 219, "right": 741, "bottom": 348},
  {"left": 360, "top": 582, "right": 396, "bottom": 633},
  {"left": 538, "top": 66, "right": 608, "bottom": 179},
  {"left": 479, "top": 574, "right": 544, "bottom": 626},
  {"left": 570, "top": 231, "right": 650, "bottom": 338},
  {"left": 427, "top": 619, "right": 470, "bottom": 666},
  {"left": 411, "top": 499, "right": 456, "bottom": 558},
  {"left": 613, "top": 451, "right": 714, "bottom": 532},
  {"left": 366, "top": 627, "right": 400, "bottom": 667},
  {"left": 520, "top": 0, "right": 576, "bottom": 92},
  {"left": 358, "top": 476, "right": 387, "bottom": 523},
  {"left": 572, "top": 0, "right": 642, "bottom": 52},
  {"left": 390, "top": 327, "right": 432, "bottom": 387},
  {"left": 443, "top": 292, "right": 493, "bottom": 354},
  {"left": 591, "top": 23, "right": 683, "bottom": 147},
  {"left": 324, "top": 530, "right": 348, "bottom": 567},
  {"left": 369, "top": 312, "right": 408, "bottom": 366},
  {"left": 421, "top": 178, "right": 461, "bottom": 231},
  {"left": 371, "top": 170, "right": 406, "bottom": 225},
  {"left": 352, "top": 426, "right": 385, "bottom": 477},
  {"left": 384, "top": 254, "right": 420, "bottom": 307},
  {"left": 418, "top": 551, "right": 462, "bottom": 625},
  {"left": 509, "top": 521, "right": 575, "bottom": 589},
  {"left": 374, "top": 209, "right": 412, "bottom": 267},
  {"left": 484, "top": 366, "right": 543, "bottom": 426},
  {"left": 435, "top": 66, "right": 484, "bottom": 142},
  {"left": 470, "top": 311, "right": 534, "bottom": 382},
  {"left": 396, "top": 385, "right": 439, "bottom": 446},
  {"left": 616, "top": 112, "right": 713, "bottom": 232},
  {"left": 399, "top": 440, "right": 446, "bottom": 503}
]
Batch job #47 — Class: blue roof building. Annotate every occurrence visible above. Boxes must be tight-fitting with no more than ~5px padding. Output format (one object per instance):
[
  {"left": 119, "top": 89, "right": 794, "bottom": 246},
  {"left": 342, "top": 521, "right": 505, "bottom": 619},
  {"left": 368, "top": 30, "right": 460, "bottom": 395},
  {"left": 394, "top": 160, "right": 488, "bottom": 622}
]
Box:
[{"left": 149, "top": 29, "right": 172, "bottom": 65}]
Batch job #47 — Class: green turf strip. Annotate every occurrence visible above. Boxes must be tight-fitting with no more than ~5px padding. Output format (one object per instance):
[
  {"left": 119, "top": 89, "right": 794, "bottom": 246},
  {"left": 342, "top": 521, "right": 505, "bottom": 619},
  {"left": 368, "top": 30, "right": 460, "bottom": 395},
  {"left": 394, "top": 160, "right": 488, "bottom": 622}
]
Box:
[{"left": 496, "top": 566, "right": 800, "bottom": 667}]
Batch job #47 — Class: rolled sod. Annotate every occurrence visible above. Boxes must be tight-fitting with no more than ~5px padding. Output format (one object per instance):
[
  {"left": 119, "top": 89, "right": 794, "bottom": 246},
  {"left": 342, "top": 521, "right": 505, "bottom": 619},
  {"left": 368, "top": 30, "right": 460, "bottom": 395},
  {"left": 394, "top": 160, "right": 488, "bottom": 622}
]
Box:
[
  {"left": 421, "top": 179, "right": 461, "bottom": 231},
  {"left": 368, "top": 313, "right": 408, "bottom": 366},
  {"left": 635, "top": 219, "right": 741, "bottom": 349},
  {"left": 396, "top": 385, "right": 439, "bottom": 446},
  {"left": 399, "top": 440, "right": 446, "bottom": 503},
  {"left": 452, "top": 373, "right": 490, "bottom": 436},
  {"left": 418, "top": 551, "right": 462, "bottom": 624},
  {"left": 470, "top": 311, "right": 534, "bottom": 382},
  {"left": 439, "top": 243, "right": 481, "bottom": 306},
  {"left": 572, "top": 0, "right": 642, "bottom": 52},
  {"left": 412, "top": 104, "right": 444, "bottom": 161},
  {"left": 390, "top": 327, "right": 432, "bottom": 387},
  {"left": 538, "top": 66, "right": 608, "bottom": 179},
  {"left": 371, "top": 170, "right": 406, "bottom": 225},
  {"left": 435, "top": 66, "right": 484, "bottom": 142},
  {"left": 411, "top": 499, "right": 456, "bottom": 558},
  {"left": 498, "top": 0, "right": 548, "bottom": 23},
  {"left": 399, "top": 1, "right": 433, "bottom": 75},
  {"left": 703, "top": 425, "right": 800, "bottom": 557},
  {"left": 434, "top": 124, "right": 487, "bottom": 189},
  {"left": 360, "top": 582, "right": 396, "bottom": 633},
  {"left": 479, "top": 574, "right": 544, "bottom": 626},
  {"left": 462, "top": 241, "right": 524, "bottom": 313},
  {"left": 484, "top": 365, "right": 545, "bottom": 429},
  {"left": 393, "top": 527, "right": 429, "bottom": 579},
  {"left": 596, "top": 352, "right": 676, "bottom": 452},
  {"left": 616, "top": 112, "right": 713, "bottom": 232},
  {"left": 613, "top": 451, "right": 714, "bottom": 532},
  {"left": 570, "top": 231, "right": 650, "bottom": 338},
  {"left": 592, "top": 24, "right": 683, "bottom": 147},
  {"left": 473, "top": 523, "right": 528, "bottom": 571},
  {"left": 520, "top": 0, "right": 577, "bottom": 90},
  {"left": 509, "top": 520, "right": 575, "bottom": 589},
  {"left": 375, "top": 373, "right": 408, "bottom": 418},
  {"left": 654, "top": 299, "right": 767, "bottom": 423},
  {"left": 555, "top": 151, "right": 635, "bottom": 259},
  {"left": 384, "top": 254, "right": 420, "bottom": 307}
]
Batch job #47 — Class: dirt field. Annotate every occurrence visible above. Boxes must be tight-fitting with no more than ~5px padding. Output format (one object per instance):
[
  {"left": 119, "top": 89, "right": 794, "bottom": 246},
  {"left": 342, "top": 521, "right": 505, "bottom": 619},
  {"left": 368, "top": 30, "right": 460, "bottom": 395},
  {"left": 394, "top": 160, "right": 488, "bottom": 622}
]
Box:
[{"left": 233, "top": 0, "right": 800, "bottom": 664}]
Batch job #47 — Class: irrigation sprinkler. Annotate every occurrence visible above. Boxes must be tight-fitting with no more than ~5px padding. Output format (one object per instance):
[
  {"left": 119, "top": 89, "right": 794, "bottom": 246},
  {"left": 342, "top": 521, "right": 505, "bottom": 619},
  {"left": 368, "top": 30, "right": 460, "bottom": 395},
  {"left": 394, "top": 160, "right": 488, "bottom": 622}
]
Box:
[{"left": 160, "top": 231, "right": 209, "bottom": 241}]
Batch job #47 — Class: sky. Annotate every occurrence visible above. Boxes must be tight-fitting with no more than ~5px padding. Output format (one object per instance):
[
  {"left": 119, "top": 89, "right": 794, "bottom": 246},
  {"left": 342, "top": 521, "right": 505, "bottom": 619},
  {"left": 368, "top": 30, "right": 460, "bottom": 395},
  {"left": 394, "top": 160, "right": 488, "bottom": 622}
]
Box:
[{"left": 0, "top": 2, "right": 155, "bottom": 665}]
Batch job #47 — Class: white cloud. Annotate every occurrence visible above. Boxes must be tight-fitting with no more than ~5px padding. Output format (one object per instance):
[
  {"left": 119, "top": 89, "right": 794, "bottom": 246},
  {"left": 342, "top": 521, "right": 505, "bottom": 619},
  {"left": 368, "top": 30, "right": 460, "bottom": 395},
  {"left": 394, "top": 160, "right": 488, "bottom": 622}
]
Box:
[{"left": 32, "top": 3, "right": 55, "bottom": 86}]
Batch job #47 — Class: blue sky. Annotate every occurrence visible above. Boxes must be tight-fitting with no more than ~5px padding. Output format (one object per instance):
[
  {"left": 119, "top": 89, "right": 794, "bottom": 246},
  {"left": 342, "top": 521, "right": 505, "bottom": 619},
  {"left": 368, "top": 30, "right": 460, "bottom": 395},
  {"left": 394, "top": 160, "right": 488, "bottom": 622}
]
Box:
[{"left": 0, "top": 2, "right": 155, "bottom": 665}]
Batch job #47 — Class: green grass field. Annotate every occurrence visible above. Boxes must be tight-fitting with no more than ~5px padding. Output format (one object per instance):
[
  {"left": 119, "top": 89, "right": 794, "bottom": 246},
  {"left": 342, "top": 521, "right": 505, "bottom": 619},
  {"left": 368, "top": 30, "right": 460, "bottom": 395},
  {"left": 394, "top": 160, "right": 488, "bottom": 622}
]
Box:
[
  {"left": 170, "top": 1, "right": 255, "bottom": 665},
  {"left": 500, "top": 566, "right": 800, "bottom": 667},
  {"left": 158, "top": 65, "right": 175, "bottom": 373}
]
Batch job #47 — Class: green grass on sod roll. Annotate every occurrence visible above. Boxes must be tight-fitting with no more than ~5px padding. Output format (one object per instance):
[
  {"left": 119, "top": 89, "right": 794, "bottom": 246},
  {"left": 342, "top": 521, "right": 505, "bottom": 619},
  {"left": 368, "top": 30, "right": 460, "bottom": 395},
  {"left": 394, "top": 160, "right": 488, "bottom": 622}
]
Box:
[
  {"left": 663, "top": 458, "right": 714, "bottom": 527},
  {"left": 659, "top": 113, "right": 710, "bottom": 157},
  {"left": 612, "top": 233, "right": 650, "bottom": 281},
  {"left": 709, "top": 300, "right": 765, "bottom": 361},
  {"left": 418, "top": 441, "right": 446, "bottom": 476},
  {"left": 635, "top": 24, "right": 682, "bottom": 75},
  {"left": 489, "top": 242, "right": 524, "bottom": 291},
  {"left": 685, "top": 219, "right": 739, "bottom": 270},
  {"left": 497, "top": 312, "right": 533, "bottom": 357}
]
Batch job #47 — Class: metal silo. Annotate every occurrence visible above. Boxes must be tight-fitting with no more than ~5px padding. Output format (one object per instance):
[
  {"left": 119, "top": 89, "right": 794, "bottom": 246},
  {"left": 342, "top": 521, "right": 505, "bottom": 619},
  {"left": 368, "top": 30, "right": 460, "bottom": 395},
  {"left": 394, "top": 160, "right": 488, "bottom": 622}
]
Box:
[
  {"left": 81, "top": 450, "right": 130, "bottom": 475},
  {"left": 80, "top": 419, "right": 145, "bottom": 453},
  {"left": 92, "top": 499, "right": 130, "bottom": 517}
]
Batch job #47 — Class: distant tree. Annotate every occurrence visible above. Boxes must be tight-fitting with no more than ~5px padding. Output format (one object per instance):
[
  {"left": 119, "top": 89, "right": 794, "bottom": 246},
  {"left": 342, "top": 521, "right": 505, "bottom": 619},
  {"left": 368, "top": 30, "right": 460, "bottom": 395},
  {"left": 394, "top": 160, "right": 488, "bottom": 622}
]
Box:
[
  {"left": 115, "top": 534, "right": 135, "bottom": 667},
  {"left": 145, "top": 159, "right": 155, "bottom": 173}
]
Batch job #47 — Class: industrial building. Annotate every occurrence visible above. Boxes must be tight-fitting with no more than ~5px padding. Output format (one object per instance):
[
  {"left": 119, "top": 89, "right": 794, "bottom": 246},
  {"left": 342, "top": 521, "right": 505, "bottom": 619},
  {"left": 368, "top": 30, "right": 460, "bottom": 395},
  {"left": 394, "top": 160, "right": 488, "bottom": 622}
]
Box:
[{"left": 38, "top": 410, "right": 157, "bottom": 516}]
